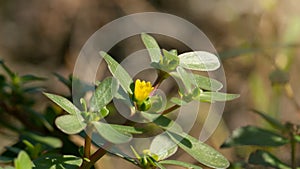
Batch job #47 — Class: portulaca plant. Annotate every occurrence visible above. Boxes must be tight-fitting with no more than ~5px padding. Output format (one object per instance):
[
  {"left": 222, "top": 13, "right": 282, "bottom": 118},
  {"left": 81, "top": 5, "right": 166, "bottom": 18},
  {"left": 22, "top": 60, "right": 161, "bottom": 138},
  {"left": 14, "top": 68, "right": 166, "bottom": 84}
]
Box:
[{"left": 42, "top": 33, "right": 239, "bottom": 169}]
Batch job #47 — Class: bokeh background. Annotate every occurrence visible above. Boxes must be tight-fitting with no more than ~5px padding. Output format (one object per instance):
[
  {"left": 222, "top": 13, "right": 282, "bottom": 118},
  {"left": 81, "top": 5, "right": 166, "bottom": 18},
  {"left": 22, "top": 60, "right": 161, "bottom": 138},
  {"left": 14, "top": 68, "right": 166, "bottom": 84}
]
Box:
[{"left": 1, "top": 0, "right": 300, "bottom": 168}]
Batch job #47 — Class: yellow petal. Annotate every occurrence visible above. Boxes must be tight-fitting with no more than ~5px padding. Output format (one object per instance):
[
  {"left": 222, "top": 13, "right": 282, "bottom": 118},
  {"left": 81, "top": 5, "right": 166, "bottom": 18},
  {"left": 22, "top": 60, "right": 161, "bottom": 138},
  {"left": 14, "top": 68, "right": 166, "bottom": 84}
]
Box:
[{"left": 134, "top": 79, "right": 154, "bottom": 103}]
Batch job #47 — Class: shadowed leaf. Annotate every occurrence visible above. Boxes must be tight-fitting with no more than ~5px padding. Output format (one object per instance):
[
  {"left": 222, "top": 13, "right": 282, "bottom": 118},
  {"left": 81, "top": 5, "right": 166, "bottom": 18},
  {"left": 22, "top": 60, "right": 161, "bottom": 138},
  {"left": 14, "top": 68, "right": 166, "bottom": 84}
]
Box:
[
  {"left": 33, "top": 154, "right": 82, "bottom": 169},
  {"left": 222, "top": 126, "right": 289, "bottom": 148},
  {"left": 251, "top": 109, "right": 286, "bottom": 130},
  {"left": 249, "top": 150, "right": 291, "bottom": 169},
  {"left": 92, "top": 121, "right": 132, "bottom": 144}
]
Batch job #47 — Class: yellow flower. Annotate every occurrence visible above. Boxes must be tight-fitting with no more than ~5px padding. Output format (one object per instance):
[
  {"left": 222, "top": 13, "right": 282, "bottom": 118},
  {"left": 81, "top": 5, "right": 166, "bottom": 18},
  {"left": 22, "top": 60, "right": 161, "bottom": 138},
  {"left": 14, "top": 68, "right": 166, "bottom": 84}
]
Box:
[{"left": 134, "top": 79, "right": 154, "bottom": 103}]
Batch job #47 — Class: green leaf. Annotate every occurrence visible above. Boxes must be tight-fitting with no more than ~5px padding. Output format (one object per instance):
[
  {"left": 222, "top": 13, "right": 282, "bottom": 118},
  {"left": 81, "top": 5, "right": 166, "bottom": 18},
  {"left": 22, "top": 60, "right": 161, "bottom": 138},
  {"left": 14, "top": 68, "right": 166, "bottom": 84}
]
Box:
[
  {"left": 14, "top": 151, "right": 33, "bottom": 169},
  {"left": 168, "top": 132, "right": 229, "bottom": 169},
  {"left": 197, "top": 92, "right": 240, "bottom": 102},
  {"left": 55, "top": 115, "right": 86, "bottom": 134},
  {"left": 114, "top": 87, "right": 135, "bottom": 115},
  {"left": 24, "top": 132, "right": 63, "bottom": 149},
  {"left": 100, "top": 51, "right": 133, "bottom": 94},
  {"left": 221, "top": 126, "right": 289, "bottom": 148},
  {"left": 160, "top": 49, "right": 179, "bottom": 71},
  {"left": 249, "top": 150, "right": 291, "bottom": 169},
  {"left": 168, "top": 49, "right": 178, "bottom": 56},
  {"left": 153, "top": 161, "right": 166, "bottom": 169},
  {"left": 149, "top": 133, "right": 178, "bottom": 161},
  {"left": 110, "top": 124, "right": 144, "bottom": 134},
  {"left": 194, "top": 74, "right": 223, "bottom": 91},
  {"left": 89, "top": 77, "right": 118, "bottom": 112},
  {"left": 153, "top": 116, "right": 183, "bottom": 133},
  {"left": 92, "top": 121, "right": 132, "bottom": 144},
  {"left": 178, "top": 51, "right": 220, "bottom": 71},
  {"left": 53, "top": 73, "right": 72, "bottom": 90},
  {"left": 130, "top": 146, "right": 141, "bottom": 160},
  {"left": 141, "top": 33, "right": 161, "bottom": 63},
  {"left": 5, "top": 146, "right": 21, "bottom": 154},
  {"left": 170, "top": 97, "right": 188, "bottom": 106},
  {"left": 20, "top": 75, "right": 46, "bottom": 83},
  {"left": 147, "top": 95, "right": 165, "bottom": 113},
  {"left": 0, "top": 60, "right": 15, "bottom": 78},
  {"left": 159, "top": 160, "right": 203, "bottom": 169},
  {"left": 98, "top": 106, "right": 109, "bottom": 119},
  {"left": 0, "top": 156, "right": 13, "bottom": 163},
  {"left": 44, "top": 93, "right": 81, "bottom": 115},
  {"left": 251, "top": 109, "right": 286, "bottom": 130},
  {"left": 22, "top": 140, "right": 41, "bottom": 159},
  {"left": 33, "top": 154, "right": 82, "bottom": 169},
  {"left": 294, "top": 135, "right": 300, "bottom": 143},
  {"left": 176, "top": 66, "right": 196, "bottom": 93},
  {"left": 23, "top": 87, "right": 43, "bottom": 93}
]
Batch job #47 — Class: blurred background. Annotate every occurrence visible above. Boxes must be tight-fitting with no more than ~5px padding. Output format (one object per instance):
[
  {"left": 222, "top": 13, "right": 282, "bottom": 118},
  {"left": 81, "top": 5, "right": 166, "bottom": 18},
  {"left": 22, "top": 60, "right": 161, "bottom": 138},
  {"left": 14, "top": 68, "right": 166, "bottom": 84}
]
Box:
[{"left": 1, "top": 0, "right": 300, "bottom": 168}]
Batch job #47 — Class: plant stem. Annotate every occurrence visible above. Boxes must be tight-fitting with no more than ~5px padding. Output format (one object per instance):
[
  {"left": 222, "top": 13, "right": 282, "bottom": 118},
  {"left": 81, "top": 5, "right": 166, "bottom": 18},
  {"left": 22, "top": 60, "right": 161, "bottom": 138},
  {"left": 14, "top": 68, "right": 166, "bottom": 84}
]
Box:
[
  {"left": 84, "top": 125, "right": 93, "bottom": 159},
  {"left": 79, "top": 136, "right": 111, "bottom": 169},
  {"left": 151, "top": 70, "right": 169, "bottom": 96},
  {"left": 79, "top": 147, "right": 107, "bottom": 169},
  {"left": 79, "top": 124, "right": 93, "bottom": 169},
  {"left": 161, "top": 105, "right": 180, "bottom": 115},
  {"left": 90, "top": 147, "right": 107, "bottom": 164},
  {"left": 290, "top": 131, "right": 297, "bottom": 169}
]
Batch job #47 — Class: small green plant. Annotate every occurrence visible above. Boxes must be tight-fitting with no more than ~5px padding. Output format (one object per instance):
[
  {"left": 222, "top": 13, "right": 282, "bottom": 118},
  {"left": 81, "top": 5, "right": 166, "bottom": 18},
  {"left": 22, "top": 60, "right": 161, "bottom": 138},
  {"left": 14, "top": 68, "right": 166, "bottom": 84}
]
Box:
[
  {"left": 0, "top": 33, "right": 239, "bottom": 169},
  {"left": 0, "top": 60, "right": 81, "bottom": 169},
  {"left": 222, "top": 109, "right": 300, "bottom": 169},
  {"left": 222, "top": 68, "right": 300, "bottom": 169}
]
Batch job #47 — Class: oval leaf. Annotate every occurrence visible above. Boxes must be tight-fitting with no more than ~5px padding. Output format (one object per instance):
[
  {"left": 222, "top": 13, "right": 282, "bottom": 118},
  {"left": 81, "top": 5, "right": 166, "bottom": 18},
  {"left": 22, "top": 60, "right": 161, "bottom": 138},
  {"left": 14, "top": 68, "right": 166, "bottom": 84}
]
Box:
[
  {"left": 160, "top": 49, "right": 179, "bottom": 71},
  {"left": 100, "top": 51, "right": 133, "bottom": 94},
  {"left": 194, "top": 74, "right": 223, "bottom": 91},
  {"left": 221, "top": 126, "right": 289, "bottom": 148},
  {"left": 92, "top": 121, "right": 132, "bottom": 144},
  {"left": 14, "top": 151, "right": 33, "bottom": 169},
  {"left": 110, "top": 124, "right": 143, "bottom": 134},
  {"left": 197, "top": 92, "right": 240, "bottom": 102},
  {"left": 176, "top": 66, "right": 196, "bottom": 93},
  {"left": 55, "top": 115, "right": 86, "bottom": 134},
  {"left": 33, "top": 154, "right": 82, "bottom": 169},
  {"left": 170, "top": 97, "right": 188, "bottom": 106},
  {"left": 44, "top": 93, "right": 80, "bottom": 115},
  {"left": 20, "top": 75, "right": 46, "bottom": 83},
  {"left": 168, "top": 132, "right": 229, "bottom": 169},
  {"left": 141, "top": 33, "right": 161, "bottom": 63},
  {"left": 24, "top": 132, "right": 63, "bottom": 149},
  {"left": 159, "top": 160, "right": 203, "bottom": 169},
  {"left": 90, "top": 77, "right": 118, "bottom": 112},
  {"left": 249, "top": 150, "right": 290, "bottom": 169},
  {"left": 178, "top": 51, "right": 220, "bottom": 71},
  {"left": 150, "top": 133, "right": 178, "bottom": 161},
  {"left": 153, "top": 116, "right": 183, "bottom": 133}
]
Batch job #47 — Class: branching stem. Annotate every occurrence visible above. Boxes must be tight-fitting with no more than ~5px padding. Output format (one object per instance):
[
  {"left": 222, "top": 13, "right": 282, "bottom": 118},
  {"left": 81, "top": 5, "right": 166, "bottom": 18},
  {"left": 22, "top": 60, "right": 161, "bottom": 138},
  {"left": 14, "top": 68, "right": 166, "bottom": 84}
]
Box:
[
  {"left": 79, "top": 124, "right": 108, "bottom": 169},
  {"left": 161, "top": 105, "right": 180, "bottom": 115}
]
